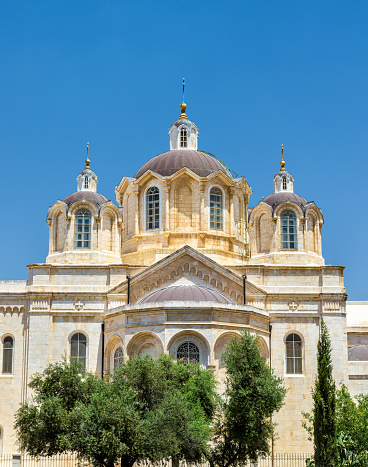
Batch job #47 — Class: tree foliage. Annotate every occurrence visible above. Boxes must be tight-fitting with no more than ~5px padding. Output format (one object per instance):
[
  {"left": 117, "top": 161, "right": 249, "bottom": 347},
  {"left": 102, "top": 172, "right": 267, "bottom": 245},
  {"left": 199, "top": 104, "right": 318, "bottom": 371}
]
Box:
[
  {"left": 206, "top": 331, "right": 286, "bottom": 467},
  {"left": 15, "top": 355, "right": 217, "bottom": 467},
  {"left": 312, "top": 319, "right": 338, "bottom": 467}
]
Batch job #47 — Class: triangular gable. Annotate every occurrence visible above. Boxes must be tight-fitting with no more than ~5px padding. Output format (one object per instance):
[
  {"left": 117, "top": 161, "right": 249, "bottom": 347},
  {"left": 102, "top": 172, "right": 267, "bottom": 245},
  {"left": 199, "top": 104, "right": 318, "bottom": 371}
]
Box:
[{"left": 108, "top": 245, "right": 266, "bottom": 305}]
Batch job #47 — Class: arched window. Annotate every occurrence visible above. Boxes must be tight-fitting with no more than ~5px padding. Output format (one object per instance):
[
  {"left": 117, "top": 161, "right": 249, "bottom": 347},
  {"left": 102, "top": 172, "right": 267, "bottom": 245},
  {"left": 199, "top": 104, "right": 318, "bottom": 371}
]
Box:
[
  {"left": 146, "top": 187, "right": 160, "bottom": 230},
  {"left": 114, "top": 346, "right": 124, "bottom": 369},
  {"left": 180, "top": 127, "right": 188, "bottom": 148},
  {"left": 71, "top": 333, "right": 87, "bottom": 371},
  {"left": 74, "top": 209, "right": 92, "bottom": 249},
  {"left": 177, "top": 342, "right": 200, "bottom": 365},
  {"left": 210, "top": 187, "right": 223, "bottom": 230},
  {"left": 2, "top": 336, "right": 14, "bottom": 374},
  {"left": 84, "top": 176, "right": 89, "bottom": 189},
  {"left": 286, "top": 334, "right": 302, "bottom": 374},
  {"left": 282, "top": 176, "right": 287, "bottom": 190},
  {"left": 281, "top": 210, "right": 297, "bottom": 250}
]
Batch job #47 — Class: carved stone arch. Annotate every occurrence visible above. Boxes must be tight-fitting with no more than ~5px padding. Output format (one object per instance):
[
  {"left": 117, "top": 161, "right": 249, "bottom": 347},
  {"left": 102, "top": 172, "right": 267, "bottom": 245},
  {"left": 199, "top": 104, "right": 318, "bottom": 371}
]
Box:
[
  {"left": 254, "top": 209, "right": 272, "bottom": 254},
  {"left": 213, "top": 331, "right": 241, "bottom": 368},
  {"left": 255, "top": 335, "right": 269, "bottom": 360},
  {"left": 167, "top": 330, "right": 211, "bottom": 366},
  {"left": 68, "top": 200, "right": 99, "bottom": 218},
  {"left": 105, "top": 334, "right": 124, "bottom": 373},
  {"left": 274, "top": 202, "right": 303, "bottom": 219},
  {"left": 126, "top": 331, "right": 164, "bottom": 359}
]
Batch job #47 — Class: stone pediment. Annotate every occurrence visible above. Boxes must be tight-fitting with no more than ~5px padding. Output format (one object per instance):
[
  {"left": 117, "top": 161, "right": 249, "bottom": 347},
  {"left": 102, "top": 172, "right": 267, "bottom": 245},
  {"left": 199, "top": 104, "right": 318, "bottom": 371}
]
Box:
[{"left": 108, "top": 245, "right": 266, "bottom": 305}]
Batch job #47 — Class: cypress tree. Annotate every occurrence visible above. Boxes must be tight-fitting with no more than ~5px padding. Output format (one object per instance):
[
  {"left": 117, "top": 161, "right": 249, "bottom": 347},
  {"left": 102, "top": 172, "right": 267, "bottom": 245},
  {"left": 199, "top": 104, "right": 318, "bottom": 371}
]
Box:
[{"left": 313, "top": 319, "right": 338, "bottom": 467}]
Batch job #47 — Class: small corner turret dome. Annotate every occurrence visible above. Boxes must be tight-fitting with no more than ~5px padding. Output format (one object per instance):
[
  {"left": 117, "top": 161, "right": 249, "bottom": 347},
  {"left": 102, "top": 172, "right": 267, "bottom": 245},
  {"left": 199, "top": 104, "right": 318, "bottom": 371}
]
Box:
[
  {"left": 138, "top": 284, "right": 235, "bottom": 304},
  {"left": 134, "top": 150, "right": 232, "bottom": 179},
  {"left": 63, "top": 191, "right": 109, "bottom": 208}
]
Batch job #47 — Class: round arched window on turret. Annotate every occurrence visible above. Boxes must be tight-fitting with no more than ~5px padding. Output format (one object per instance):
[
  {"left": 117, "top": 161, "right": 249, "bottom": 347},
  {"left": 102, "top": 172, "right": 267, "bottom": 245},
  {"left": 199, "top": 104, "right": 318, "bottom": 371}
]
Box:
[
  {"left": 281, "top": 210, "right": 297, "bottom": 250},
  {"left": 74, "top": 209, "right": 92, "bottom": 249},
  {"left": 210, "top": 187, "right": 223, "bottom": 230},
  {"left": 282, "top": 176, "right": 287, "bottom": 190},
  {"left": 146, "top": 187, "right": 160, "bottom": 230}
]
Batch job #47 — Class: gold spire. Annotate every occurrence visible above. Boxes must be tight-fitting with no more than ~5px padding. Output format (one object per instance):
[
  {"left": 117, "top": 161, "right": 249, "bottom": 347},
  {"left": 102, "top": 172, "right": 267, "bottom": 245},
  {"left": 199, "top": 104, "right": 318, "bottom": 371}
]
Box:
[
  {"left": 85, "top": 142, "right": 91, "bottom": 170},
  {"left": 179, "top": 77, "right": 187, "bottom": 119},
  {"left": 280, "top": 144, "right": 286, "bottom": 171}
]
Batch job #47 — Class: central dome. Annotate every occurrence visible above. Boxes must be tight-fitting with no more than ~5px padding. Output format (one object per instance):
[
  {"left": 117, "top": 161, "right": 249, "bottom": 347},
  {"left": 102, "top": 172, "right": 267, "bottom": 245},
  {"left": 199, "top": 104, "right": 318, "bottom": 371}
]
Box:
[{"left": 134, "top": 150, "right": 232, "bottom": 179}]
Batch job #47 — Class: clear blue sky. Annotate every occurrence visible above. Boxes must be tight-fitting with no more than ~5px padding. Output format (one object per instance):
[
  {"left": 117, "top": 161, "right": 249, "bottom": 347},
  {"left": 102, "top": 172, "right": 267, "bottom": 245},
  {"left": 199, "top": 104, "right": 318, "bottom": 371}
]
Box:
[{"left": 0, "top": 1, "right": 367, "bottom": 299}]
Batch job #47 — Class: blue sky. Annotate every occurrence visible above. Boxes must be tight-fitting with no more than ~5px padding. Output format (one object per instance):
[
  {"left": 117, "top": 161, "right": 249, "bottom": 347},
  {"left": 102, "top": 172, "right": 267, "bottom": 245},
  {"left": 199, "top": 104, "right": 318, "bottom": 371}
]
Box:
[{"left": 0, "top": 1, "right": 367, "bottom": 299}]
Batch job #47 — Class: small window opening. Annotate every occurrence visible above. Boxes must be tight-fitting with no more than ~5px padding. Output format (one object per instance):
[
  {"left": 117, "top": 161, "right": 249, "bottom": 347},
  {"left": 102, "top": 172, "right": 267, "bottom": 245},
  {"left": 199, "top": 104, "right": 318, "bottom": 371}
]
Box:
[
  {"left": 114, "top": 346, "right": 124, "bottom": 369},
  {"left": 84, "top": 176, "right": 89, "bottom": 189},
  {"left": 2, "top": 336, "right": 14, "bottom": 374},
  {"left": 177, "top": 341, "right": 200, "bottom": 365},
  {"left": 282, "top": 176, "right": 287, "bottom": 190},
  {"left": 286, "top": 333, "right": 303, "bottom": 374},
  {"left": 71, "top": 333, "right": 87, "bottom": 371},
  {"left": 180, "top": 128, "right": 188, "bottom": 148}
]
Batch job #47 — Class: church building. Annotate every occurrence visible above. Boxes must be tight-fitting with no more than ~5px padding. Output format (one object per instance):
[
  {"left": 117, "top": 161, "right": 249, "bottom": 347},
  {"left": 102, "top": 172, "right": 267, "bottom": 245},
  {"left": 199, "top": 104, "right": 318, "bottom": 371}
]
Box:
[{"left": 1, "top": 91, "right": 367, "bottom": 454}]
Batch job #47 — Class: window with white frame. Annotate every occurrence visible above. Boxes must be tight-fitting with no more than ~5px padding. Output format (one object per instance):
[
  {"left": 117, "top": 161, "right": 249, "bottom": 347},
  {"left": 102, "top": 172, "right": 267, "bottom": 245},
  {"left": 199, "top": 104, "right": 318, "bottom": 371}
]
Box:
[
  {"left": 114, "top": 346, "right": 124, "bottom": 369},
  {"left": 280, "top": 210, "right": 297, "bottom": 250},
  {"left": 2, "top": 336, "right": 14, "bottom": 374},
  {"left": 180, "top": 127, "right": 188, "bottom": 148},
  {"left": 282, "top": 176, "right": 287, "bottom": 190},
  {"left": 84, "top": 176, "right": 89, "bottom": 189},
  {"left": 285, "top": 333, "right": 303, "bottom": 374},
  {"left": 71, "top": 333, "right": 87, "bottom": 371},
  {"left": 177, "top": 342, "right": 200, "bottom": 365},
  {"left": 146, "top": 187, "right": 160, "bottom": 230},
  {"left": 74, "top": 209, "right": 92, "bottom": 249},
  {"left": 210, "top": 187, "right": 223, "bottom": 230}
]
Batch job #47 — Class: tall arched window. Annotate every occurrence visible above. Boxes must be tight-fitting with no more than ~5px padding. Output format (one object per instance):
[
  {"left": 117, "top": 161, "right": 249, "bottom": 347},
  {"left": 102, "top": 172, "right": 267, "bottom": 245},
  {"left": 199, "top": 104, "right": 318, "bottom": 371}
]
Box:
[
  {"left": 286, "top": 333, "right": 302, "bottom": 374},
  {"left": 84, "top": 176, "right": 89, "bottom": 189},
  {"left": 180, "top": 127, "right": 188, "bottom": 148},
  {"left": 114, "top": 346, "right": 124, "bottom": 369},
  {"left": 210, "top": 187, "right": 223, "bottom": 230},
  {"left": 71, "top": 333, "right": 87, "bottom": 371},
  {"left": 2, "top": 336, "right": 14, "bottom": 374},
  {"left": 177, "top": 342, "right": 200, "bottom": 365},
  {"left": 74, "top": 209, "right": 92, "bottom": 249},
  {"left": 281, "top": 210, "right": 297, "bottom": 250},
  {"left": 146, "top": 187, "right": 160, "bottom": 230},
  {"left": 282, "top": 176, "right": 287, "bottom": 190}
]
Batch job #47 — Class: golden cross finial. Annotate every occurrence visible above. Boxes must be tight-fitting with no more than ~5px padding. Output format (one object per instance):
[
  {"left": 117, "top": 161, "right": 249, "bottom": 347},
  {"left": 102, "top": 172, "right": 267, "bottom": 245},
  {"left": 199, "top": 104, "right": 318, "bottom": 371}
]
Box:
[
  {"left": 85, "top": 142, "right": 91, "bottom": 170},
  {"left": 179, "top": 77, "right": 188, "bottom": 120},
  {"left": 280, "top": 144, "right": 286, "bottom": 171}
]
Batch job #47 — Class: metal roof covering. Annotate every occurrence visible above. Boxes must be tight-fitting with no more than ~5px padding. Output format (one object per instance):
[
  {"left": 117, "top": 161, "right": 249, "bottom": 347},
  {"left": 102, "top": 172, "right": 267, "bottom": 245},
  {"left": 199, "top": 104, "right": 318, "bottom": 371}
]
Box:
[
  {"left": 134, "top": 149, "right": 232, "bottom": 179},
  {"left": 63, "top": 191, "right": 109, "bottom": 207}
]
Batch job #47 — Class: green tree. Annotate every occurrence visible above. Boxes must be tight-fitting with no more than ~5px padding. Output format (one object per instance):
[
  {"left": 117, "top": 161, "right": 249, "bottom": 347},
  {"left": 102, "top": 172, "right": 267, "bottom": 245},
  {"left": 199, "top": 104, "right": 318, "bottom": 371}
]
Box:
[
  {"left": 312, "top": 319, "right": 338, "bottom": 467},
  {"left": 15, "top": 355, "right": 217, "bottom": 467},
  {"left": 206, "top": 331, "right": 286, "bottom": 467}
]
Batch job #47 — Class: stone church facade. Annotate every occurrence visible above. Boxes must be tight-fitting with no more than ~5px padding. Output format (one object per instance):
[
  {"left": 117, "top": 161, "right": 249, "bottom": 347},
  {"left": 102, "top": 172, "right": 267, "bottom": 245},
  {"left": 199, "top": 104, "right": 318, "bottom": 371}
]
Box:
[{"left": 1, "top": 98, "right": 367, "bottom": 454}]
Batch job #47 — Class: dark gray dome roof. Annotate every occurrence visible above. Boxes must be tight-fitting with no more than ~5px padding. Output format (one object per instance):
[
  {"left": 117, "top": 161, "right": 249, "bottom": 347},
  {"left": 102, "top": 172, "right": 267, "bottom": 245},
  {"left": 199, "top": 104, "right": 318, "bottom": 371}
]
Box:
[
  {"left": 139, "top": 285, "right": 235, "bottom": 304},
  {"left": 348, "top": 345, "right": 368, "bottom": 361},
  {"left": 134, "top": 150, "right": 232, "bottom": 179},
  {"left": 263, "top": 192, "right": 308, "bottom": 213},
  {"left": 63, "top": 191, "right": 109, "bottom": 207}
]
